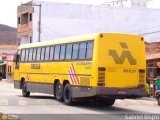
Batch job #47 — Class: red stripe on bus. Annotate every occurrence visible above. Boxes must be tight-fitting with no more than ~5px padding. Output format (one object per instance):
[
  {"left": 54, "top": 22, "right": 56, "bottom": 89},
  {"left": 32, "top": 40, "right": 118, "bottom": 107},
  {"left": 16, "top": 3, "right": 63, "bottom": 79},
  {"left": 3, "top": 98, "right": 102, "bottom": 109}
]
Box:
[{"left": 71, "top": 64, "right": 79, "bottom": 84}]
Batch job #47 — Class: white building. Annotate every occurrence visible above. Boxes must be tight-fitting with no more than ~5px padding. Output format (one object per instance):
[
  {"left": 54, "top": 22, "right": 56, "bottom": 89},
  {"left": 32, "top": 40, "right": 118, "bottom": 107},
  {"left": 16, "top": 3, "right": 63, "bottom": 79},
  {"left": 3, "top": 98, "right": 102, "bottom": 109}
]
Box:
[{"left": 17, "top": 0, "right": 160, "bottom": 44}]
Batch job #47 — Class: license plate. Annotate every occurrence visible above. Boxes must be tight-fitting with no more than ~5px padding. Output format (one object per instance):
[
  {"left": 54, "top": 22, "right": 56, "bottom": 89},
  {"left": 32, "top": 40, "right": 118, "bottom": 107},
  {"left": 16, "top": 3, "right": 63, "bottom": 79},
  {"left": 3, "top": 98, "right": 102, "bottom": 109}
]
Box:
[{"left": 117, "top": 90, "right": 127, "bottom": 94}]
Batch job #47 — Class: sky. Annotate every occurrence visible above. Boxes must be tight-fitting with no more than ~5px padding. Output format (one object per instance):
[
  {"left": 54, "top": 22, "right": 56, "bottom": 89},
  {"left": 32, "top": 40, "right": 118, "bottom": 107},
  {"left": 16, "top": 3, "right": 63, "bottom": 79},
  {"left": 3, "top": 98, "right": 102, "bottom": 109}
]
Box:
[{"left": 0, "top": 0, "right": 160, "bottom": 27}]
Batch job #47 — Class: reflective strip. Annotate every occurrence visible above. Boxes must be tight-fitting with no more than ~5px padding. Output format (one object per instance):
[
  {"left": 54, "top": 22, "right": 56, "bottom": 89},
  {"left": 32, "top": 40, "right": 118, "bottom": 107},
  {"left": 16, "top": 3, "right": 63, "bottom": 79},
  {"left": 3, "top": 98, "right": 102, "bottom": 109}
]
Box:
[
  {"left": 68, "top": 64, "right": 79, "bottom": 85},
  {"left": 70, "top": 65, "right": 78, "bottom": 84},
  {"left": 68, "top": 71, "right": 75, "bottom": 84},
  {"left": 71, "top": 64, "right": 79, "bottom": 84}
]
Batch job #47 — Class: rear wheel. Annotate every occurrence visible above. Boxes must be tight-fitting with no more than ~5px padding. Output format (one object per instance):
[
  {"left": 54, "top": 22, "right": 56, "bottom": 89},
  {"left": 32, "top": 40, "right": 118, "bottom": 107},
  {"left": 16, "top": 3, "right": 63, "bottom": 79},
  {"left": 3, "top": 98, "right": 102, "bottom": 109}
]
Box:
[
  {"left": 55, "top": 81, "right": 63, "bottom": 101},
  {"left": 22, "top": 81, "right": 30, "bottom": 97},
  {"left": 63, "top": 83, "right": 73, "bottom": 105}
]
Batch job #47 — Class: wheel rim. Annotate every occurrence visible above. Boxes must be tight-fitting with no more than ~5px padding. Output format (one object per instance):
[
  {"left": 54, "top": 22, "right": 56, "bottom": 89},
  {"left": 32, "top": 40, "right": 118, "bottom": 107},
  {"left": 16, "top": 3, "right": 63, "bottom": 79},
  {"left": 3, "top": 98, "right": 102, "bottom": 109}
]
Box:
[{"left": 56, "top": 83, "right": 62, "bottom": 98}]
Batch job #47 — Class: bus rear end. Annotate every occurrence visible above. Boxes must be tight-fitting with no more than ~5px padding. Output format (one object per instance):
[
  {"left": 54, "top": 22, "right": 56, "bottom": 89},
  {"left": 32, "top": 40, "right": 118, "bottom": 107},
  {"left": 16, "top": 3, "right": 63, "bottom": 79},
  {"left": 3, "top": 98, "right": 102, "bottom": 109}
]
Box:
[{"left": 95, "top": 33, "right": 146, "bottom": 99}]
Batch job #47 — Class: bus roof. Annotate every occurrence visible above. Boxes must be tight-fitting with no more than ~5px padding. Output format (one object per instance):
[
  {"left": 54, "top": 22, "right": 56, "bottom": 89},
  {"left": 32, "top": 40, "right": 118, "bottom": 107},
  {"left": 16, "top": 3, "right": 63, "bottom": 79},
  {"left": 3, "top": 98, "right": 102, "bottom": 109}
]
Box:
[
  {"left": 18, "top": 33, "right": 98, "bottom": 49},
  {"left": 18, "top": 32, "right": 141, "bottom": 49}
]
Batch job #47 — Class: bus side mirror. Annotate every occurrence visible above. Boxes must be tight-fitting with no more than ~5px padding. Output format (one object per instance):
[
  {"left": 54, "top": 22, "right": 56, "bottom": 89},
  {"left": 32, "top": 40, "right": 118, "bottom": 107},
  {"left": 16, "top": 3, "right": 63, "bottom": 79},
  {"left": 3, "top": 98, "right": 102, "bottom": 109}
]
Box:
[
  {"left": 13, "top": 54, "right": 17, "bottom": 62},
  {"left": 13, "top": 54, "right": 18, "bottom": 62}
]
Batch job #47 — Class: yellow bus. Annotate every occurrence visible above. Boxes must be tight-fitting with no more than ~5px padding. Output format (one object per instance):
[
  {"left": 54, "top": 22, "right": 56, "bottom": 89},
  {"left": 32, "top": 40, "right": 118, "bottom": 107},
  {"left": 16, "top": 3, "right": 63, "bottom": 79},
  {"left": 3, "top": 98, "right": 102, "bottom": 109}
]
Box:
[{"left": 14, "top": 33, "right": 146, "bottom": 105}]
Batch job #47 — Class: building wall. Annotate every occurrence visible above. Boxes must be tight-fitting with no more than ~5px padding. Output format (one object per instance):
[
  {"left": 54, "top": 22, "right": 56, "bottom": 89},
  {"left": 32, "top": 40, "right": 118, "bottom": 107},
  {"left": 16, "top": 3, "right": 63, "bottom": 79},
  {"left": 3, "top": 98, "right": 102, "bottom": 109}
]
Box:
[
  {"left": 17, "top": 0, "right": 160, "bottom": 44},
  {"left": 31, "top": 0, "right": 160, "bottom": 43},
  {"left": 17, "top": 1, "right": 33, "bottom": 45}
]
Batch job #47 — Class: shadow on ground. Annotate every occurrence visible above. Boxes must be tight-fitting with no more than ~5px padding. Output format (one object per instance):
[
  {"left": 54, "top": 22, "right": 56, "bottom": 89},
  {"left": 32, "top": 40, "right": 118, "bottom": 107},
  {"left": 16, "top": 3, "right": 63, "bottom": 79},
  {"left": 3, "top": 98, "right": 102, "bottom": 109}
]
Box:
[{"left": 16, "top": 94, "right": 147, "bottom": 114}]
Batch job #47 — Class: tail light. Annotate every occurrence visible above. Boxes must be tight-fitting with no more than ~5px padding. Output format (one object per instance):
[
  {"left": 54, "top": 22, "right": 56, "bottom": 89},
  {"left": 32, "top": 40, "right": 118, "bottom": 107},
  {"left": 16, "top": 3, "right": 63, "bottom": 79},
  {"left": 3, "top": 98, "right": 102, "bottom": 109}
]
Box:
[{"left": 97, "top": 67, "right": 106, "bottom": 87}]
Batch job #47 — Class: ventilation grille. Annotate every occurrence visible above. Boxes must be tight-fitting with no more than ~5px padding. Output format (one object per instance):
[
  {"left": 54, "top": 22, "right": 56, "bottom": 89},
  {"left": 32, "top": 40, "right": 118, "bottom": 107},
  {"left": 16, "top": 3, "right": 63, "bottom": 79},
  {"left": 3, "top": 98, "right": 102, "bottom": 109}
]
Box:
[
  {"left": 139, "top": 69, "right": 145, "bottom": 85},
  {"left": 80, "top": 77, "right": 90, "bottom": 86},
  {"left": 97, "top": 71, "right": 105, "bottom": 87}
]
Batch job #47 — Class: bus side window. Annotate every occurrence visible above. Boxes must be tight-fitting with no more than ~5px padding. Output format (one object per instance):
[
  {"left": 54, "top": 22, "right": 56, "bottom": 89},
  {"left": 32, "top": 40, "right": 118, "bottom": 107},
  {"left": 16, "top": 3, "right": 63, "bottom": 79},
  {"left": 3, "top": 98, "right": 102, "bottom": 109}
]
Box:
[
  {"left": 72, "top": 43, "right": 79, "bottom": 60},
  {"left": 25, "top": 49, "right": 29, "bottom": 62},
  {"left": 49, "top": 46, "right": 54, "bottom": 60},
  {"left": 86, "top": 41, "right": 93, "bottom": 59},
  {"left": 41, "top": 47, "right": 45, "bottom": 61},
  {"left": 28, "top": 48, "right": 33, "bottom": 61},
  {"left": 54, "top": 45, "right": 60, "bottom": 60},
  {"left": 32, "top": 48, "right": 37, "bottom": 61},
  {"left": 45, "top": 46, "right": 50, "bottom": 61},
  {"left": 66, "top": 44, "right": 72, "bottom": 60},
  {"left": 78, "top": 42, "right": 87, "bottom": 59},
  {"left": 21, "top": 49, "right": 26, "bottom": 62},
  {"left": 36, "top": 47, "right": 41, "bottom": 61},
  {"left": 60, "top": 45, "right": 66, "bottom": 60}
]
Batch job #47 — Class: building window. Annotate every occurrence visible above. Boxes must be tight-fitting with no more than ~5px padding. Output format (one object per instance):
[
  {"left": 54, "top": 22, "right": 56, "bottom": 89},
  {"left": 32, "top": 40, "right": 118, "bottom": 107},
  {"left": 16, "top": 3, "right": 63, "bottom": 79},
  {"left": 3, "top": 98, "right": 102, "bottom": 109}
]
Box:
[
  {"left": 18, "top": 17, "right": 21, "bottom": 24},
  {"left": 29, "top": 13, "right": 32, "bottom": 21},
  {"left": 8, "top": 65, "right": 11, "bottom": 73},
  {"left": 30, "top": 37, "right": 32, "bottom": 43},
  {"left": 21, "top": 13, "right": 28, "bottom": 25}
]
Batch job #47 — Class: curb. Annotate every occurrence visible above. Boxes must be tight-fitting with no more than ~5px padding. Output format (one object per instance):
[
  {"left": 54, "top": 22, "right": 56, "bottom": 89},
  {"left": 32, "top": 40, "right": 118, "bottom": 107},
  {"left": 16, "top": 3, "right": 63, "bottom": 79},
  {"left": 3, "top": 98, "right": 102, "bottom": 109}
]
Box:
[
  {"left": 0, "top": 113, "right": 22, "bottom": 120},
  {"left": 136, "top": 97, "right": 156, "bottom": 101},
  {"left": 0, "top": 79, "right": 13, "bottom": 83}
]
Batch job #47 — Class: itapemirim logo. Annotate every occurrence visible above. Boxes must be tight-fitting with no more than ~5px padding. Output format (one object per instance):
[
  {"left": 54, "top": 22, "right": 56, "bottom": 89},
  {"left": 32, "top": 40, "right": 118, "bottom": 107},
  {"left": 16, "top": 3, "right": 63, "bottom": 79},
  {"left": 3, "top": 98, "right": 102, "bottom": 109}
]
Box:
[{"left": 109, "top": 42, "right": 137, "bottom": 65}]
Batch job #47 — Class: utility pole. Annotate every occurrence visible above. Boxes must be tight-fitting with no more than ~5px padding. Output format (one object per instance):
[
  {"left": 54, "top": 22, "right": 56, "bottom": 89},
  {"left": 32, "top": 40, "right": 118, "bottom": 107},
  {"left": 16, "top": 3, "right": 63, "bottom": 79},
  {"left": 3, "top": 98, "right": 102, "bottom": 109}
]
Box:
[
  {"left": 38, "top": 3, "right": 42, "bottom": 42},
  {"left": 21, "top": 2, "right": 42, "bottom": 42}
]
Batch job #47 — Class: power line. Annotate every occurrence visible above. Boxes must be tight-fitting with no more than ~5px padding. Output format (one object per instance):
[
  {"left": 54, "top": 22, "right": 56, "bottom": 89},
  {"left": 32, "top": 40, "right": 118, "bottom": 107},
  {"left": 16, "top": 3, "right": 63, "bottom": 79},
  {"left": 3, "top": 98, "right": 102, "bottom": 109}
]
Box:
[
  {"left": 103, "top": 0, "right": 127, "bottom": 4},
  {"left": 140, "top": 30, "right": 160, "bottom": 35}
]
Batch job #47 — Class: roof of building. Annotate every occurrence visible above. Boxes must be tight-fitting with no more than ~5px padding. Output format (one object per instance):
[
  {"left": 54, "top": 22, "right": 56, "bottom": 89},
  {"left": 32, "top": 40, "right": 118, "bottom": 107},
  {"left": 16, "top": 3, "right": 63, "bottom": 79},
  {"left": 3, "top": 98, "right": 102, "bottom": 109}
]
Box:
[
  {"left": 146, "top": 53, "right": 160, "bottom": 60},
  {"left": 146, "top": 42, "right": 160, "bottom": 54},
  {"left": 0, "top": 45, "right": 17, "bottom": 49}
]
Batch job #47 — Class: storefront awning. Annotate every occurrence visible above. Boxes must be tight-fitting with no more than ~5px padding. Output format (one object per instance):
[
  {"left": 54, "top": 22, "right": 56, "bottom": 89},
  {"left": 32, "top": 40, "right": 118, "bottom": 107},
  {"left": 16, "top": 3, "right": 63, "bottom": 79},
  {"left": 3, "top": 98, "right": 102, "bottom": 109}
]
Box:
[
  {"left": 156, "top": 79, "right": 160, "bottom": 86},
  {"left": 0, "top": 61, "right": 7, "bottom": 66}
]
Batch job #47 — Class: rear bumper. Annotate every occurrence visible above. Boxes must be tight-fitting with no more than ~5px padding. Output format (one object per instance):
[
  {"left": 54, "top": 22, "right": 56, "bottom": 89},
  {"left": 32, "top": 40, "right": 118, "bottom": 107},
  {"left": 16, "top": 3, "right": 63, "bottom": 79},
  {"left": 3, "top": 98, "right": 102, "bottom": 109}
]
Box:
[
  {"left": 96, "top": 87, "right": 146, "bottom": 98},
  {"left": 71, "top": 86, "right": 146, "bottom": 98}
]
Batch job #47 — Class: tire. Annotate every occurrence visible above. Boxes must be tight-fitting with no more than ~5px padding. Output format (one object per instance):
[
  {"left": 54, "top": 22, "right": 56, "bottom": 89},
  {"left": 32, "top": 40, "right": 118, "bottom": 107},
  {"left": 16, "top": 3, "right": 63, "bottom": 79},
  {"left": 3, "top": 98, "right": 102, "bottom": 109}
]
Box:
[
  {"left": 22, "top": 81, "right": 30, "bottom": 97},
  {"left": 98, "top": 99, "right": 115, "bottom": 106},
  {"left": 63, "top": 83, "right": 73, "bottom": 105},
  {"left": 55, "top": 81, "right": 63, "bottom": 101},
  {"left": 157, "top": 96, "right": 160, "bottom": 106}
]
